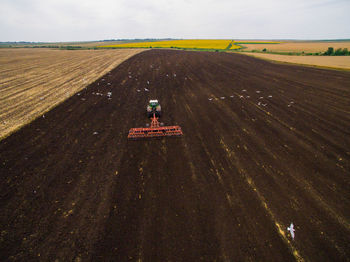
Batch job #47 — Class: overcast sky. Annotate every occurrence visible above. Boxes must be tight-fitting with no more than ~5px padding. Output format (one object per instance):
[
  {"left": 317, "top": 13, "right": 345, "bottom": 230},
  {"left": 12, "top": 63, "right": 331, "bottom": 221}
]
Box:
[{"left": 1, "top": 0, "right": 349, "bottom": 42}]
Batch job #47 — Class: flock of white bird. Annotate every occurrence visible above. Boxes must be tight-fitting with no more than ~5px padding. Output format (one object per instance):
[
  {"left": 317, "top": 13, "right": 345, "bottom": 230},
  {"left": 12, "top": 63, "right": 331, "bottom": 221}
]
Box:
[{"left": 208, "top": 89, "right": 295, "bottom": 108}]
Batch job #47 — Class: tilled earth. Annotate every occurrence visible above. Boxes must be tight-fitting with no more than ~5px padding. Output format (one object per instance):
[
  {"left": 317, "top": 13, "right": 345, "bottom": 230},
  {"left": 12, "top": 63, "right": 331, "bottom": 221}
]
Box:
[{"left": 1, "top": 50, "right": 350, "bottom": 261}]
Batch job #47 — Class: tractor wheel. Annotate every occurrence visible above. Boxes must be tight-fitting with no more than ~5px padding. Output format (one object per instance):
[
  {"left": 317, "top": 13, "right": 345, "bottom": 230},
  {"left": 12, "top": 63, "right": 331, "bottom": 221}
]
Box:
[{"left": 155, "top": 110, "right": 162, "bottom": 118}]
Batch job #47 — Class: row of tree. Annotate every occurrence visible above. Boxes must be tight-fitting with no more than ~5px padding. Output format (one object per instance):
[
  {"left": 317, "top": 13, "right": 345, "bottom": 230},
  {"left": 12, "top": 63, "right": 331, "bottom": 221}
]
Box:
[{"left": 324, "top": 47, "right": 349, "bottom": 56}]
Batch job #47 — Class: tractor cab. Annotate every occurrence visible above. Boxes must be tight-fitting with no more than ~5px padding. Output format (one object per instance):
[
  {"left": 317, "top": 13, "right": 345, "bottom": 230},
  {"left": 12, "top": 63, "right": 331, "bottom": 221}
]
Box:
[
  {"left": 147, "top": 99, "right": 161, "bottom": 118},
  {"left": 149, "top": 100, "right": 159, "bottom": 109}
]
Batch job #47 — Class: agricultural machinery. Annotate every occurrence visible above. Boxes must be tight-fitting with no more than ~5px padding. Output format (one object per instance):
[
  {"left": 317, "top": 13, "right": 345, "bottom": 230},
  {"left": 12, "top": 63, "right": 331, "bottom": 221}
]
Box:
[{"left": 128, "top": 99, "right": 183, "bottom": 139}]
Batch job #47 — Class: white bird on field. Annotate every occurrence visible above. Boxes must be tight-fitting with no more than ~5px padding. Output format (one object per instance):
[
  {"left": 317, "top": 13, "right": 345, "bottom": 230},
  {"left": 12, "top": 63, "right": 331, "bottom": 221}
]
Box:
[{"left": 287, "top": 223, "right": 295, "bottom": 239}]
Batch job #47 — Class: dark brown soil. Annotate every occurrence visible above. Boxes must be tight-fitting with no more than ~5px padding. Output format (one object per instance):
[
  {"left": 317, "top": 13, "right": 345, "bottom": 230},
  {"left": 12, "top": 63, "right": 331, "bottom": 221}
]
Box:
[{"left": 1, "top": 50, "right": 350, "bottom": 262}]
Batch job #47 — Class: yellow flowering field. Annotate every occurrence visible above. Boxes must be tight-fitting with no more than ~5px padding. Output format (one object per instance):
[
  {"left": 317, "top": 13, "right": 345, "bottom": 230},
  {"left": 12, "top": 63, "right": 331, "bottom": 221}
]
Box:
[{"left": 101, "top": 39, "right": 240, "bottom": 50}]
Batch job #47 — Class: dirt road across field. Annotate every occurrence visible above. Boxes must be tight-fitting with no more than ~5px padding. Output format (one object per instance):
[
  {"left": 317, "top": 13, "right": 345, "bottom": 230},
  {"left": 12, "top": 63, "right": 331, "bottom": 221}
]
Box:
[{"left": 1, "top": 50, "right": 349, "bottom": 261}]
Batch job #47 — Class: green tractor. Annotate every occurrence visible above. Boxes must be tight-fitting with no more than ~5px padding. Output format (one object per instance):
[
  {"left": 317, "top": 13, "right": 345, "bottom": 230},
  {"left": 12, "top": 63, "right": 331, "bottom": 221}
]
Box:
[
  {"left": 128, "top": 99, "right": 183, "bottom": 139},
  {"left": 147, "top": 99, "right": 162, "bottom": 118}
]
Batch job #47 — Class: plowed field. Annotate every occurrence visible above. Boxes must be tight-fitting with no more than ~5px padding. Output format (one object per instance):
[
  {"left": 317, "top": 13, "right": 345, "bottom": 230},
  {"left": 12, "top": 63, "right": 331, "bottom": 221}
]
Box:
[{"left": 1, "top": 50, "right": 350, "bottom": 261}]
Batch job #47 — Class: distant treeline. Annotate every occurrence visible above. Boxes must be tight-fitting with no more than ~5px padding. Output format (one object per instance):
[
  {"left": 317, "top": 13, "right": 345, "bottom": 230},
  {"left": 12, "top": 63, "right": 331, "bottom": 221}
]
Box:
[
  {"left": 316, "top": 39, "right": 350, "bottom": 42},
  {"left": 33, "top": 46, "right": 93, "bottom": 50},
  {"left": 0, "top": 41, "right": 38, "bottom": 44},
  {"left": 323, "top": 47, "right": 349, "bottom": 56},
  {"left": 0, "top": 45, "right": 99, "bottom": 50},
  {"left": 0, "top": 38, "right": 176, "bottom": 45},
  {"left": 32, "top": 45, "right": 82, "bottom": 49}
]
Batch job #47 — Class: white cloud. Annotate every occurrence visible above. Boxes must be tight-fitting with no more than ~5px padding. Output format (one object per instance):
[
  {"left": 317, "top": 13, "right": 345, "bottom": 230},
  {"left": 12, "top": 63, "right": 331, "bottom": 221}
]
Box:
[{"left": 0, "top": 0, "right": 349, "bottom": 41}]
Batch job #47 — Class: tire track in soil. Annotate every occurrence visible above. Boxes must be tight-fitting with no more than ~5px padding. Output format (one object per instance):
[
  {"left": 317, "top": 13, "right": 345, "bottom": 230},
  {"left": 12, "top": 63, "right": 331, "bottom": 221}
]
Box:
[{"left": 1, "top": 50, "right": 350, "bottom": 261}]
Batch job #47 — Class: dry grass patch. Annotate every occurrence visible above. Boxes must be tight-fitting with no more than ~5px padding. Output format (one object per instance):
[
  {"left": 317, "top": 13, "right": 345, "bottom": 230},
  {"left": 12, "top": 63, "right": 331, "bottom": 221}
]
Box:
[
  {"left": 0, "top": 48, "right": 144, "bottom": 139},
  {"left": 242, "top": 52, "right": 350, "bottom": 70},
  {"left": 240, "top": 41, "right": 350, "bottom": 53}
]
